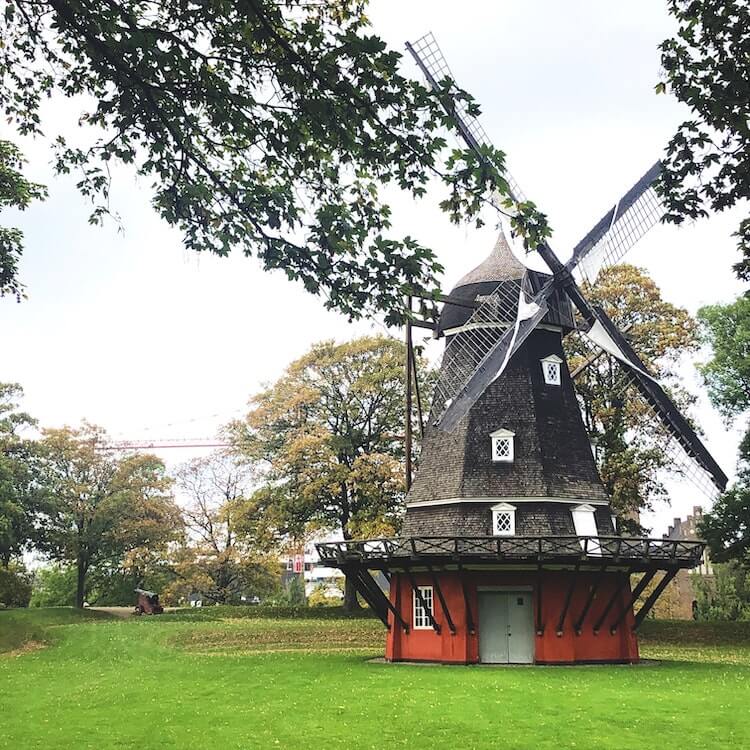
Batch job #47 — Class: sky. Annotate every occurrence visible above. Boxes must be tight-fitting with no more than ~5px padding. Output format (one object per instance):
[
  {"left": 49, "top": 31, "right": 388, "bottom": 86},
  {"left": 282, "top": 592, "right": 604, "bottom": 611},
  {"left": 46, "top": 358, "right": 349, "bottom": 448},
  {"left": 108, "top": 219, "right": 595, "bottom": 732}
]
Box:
[{"left": 1, "top": 1, "right": 746, "bottom": 535}]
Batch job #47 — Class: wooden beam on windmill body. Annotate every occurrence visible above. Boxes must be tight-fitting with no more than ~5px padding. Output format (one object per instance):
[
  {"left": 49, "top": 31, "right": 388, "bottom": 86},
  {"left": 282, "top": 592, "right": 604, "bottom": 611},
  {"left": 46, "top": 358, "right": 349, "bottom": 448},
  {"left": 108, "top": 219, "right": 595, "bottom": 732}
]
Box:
[
  {"left": 592, "top": 573, "right": 628, "bottom": 634},
  {"left": 457, "top": 564, "right": 476, "bottom": 635},
  {"left": 405, "top": 296, "right": 413, "bottom": 492},
  {"left": 556, "top": 560, "right": 581, "bottom": 636},
  {"left": 345, "top": 567, "right": 389, "bottom": 628},
  {"left": 428, "top": 566, "right": 457, "bottom": 634},
  {"left": 406, "top": 568, "right": 441, "bottom": 634},
  {"left": 573, "top": 563, "right": 609, "bottom": 635},
  {"left": 609, "top": 569, "right": 658, "bottom": 634},
  {"left": 536, "top": 561, "right": 545, "bottom": 635},
  {"left": 632, "top": 569, "right": 679, "bottom": 630}
]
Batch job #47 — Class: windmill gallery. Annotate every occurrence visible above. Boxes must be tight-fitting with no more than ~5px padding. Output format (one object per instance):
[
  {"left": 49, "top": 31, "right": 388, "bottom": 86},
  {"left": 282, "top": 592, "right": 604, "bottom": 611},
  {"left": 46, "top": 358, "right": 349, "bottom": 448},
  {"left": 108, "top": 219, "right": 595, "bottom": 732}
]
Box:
[{"left": 316, "top": 34, "right": 727, "bottom": 665}]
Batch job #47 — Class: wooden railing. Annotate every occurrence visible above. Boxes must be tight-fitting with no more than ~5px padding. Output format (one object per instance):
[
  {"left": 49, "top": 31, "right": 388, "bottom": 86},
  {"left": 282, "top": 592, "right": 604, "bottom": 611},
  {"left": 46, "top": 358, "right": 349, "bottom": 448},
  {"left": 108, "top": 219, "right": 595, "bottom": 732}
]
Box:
[{"left": 315, "top": 536, "right": 704, "bottom": 568}]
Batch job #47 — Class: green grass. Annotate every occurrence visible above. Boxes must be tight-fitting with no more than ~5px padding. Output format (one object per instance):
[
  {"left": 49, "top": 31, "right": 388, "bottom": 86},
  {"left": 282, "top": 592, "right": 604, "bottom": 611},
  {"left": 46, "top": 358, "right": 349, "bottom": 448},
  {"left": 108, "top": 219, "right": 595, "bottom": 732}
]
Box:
[{"left": 1, "top": 608, "right": 749, "bottom": 750}]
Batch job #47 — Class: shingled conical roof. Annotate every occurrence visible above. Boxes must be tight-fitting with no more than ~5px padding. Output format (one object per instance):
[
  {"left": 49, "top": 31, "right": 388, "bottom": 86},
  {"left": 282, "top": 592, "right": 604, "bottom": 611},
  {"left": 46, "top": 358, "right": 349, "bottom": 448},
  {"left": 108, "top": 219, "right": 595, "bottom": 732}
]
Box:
[
  {"left": 403, "top": 231, "right": 612, "bottom": 539},
  {"left": 454, "top": 228, "right": 526, "bottom": 288}
]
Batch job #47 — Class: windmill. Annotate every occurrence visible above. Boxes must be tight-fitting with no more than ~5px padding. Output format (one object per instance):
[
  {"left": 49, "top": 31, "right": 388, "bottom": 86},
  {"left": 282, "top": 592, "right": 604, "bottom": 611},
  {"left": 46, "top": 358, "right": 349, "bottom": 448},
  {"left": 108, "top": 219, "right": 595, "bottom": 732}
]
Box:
[
  {"left": 403, "top": 32, "right": 726, "bottom": 502},
  {"left": 316, "top": 33, "right": 722, "bottom": 665}
]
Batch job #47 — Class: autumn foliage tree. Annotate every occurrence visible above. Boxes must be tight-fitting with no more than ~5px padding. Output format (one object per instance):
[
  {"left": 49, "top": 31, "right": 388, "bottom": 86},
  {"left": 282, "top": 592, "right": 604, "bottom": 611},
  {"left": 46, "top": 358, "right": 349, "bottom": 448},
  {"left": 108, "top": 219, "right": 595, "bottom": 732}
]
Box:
[
  {"left": 565, "top": 264, "right": 698, "bottom": 530},
  {"left": 34, "top": 423, "right": 182, "bottom": 607},
  {"left": 168, "top": 452, "right": 277, "bottom": 605},
  {"left": 231, "top": 336, "right": 420, "bottom": 610}
]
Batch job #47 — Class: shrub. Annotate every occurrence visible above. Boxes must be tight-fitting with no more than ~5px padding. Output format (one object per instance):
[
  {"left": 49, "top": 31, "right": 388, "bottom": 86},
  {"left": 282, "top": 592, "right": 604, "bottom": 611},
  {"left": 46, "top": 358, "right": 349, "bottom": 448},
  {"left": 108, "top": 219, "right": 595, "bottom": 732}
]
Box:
[{"left": 0, "top": 563, "right": 33, "bottom": 607}]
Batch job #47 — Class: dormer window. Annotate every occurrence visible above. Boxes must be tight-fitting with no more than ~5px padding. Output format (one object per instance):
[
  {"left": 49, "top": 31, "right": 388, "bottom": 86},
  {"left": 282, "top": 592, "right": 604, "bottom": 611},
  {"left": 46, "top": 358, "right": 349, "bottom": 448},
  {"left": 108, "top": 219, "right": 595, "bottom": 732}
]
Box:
[
  {"left": 490, "top": 428, "right": 515, "bottom": 462},
  {"left": 541, "top": 354, "right": 563, "bottom": 385},
  {"left": 492, "top": 502, "right": 516, "bottom": 536}
]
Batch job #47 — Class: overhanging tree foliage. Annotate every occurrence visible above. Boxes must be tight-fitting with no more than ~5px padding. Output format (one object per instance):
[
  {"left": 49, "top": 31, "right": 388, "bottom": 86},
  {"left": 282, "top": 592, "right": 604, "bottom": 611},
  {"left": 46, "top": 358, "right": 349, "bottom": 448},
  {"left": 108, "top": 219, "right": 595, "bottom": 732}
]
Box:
[
  {"left": 565, "top": 264, "right": 698, "bottom": 530},
  {"left": 0, "top": 142, "right": 46, "bottom": 301},
  {"left": 0, "top": 0, "right": 548, "bottom": 322},
  {"left": 658, "top": 0, "right": 750, "bottom": 281}
]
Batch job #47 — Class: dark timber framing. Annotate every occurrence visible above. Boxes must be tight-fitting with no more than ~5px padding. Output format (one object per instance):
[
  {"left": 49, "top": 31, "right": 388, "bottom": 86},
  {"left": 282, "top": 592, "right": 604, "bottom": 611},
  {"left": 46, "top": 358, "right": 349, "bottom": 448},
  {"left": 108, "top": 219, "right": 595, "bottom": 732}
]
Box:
[
  {"left": 593, "top": 574, "right": 628, "bottom": 635},
  {"left": 428, "top": 566, "right": 456, "bottom": 634},
  {"left": 610, "top": 570, "right": 657, "bottom": 634},
  {"left": 633, "top": 569, "right": 679, "bottom": 630},
  {"left": 536, "top": 563, "right": 545, "bottom": 635},
  {"left": 318, "top": 536, "right": 705, "bottom": 572},
  {"left": 347, "top": 567, "right": 389, "bottom": 628},
  {"left": 556, "top": 561, "right": 581, "bottom": 636},
  {"left": 458, "top": 565, "right": 476, "bottom": 635},
  {"left": 406, "top": 569, "right": 441, "bottom": 634},
  {"left": 574, "top": 563, "right": 608, "bottom": 635}
]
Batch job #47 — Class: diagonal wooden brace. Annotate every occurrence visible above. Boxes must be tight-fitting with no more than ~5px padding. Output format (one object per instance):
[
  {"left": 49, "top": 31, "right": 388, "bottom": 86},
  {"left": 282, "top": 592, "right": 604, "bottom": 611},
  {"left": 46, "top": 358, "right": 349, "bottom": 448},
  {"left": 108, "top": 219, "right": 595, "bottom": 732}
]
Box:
[
  {"left": 610, "top": 569, "right": 657, "bottom": 634},
  {"left": 633, "top": 569, "right": 678, "bottom": 631}
]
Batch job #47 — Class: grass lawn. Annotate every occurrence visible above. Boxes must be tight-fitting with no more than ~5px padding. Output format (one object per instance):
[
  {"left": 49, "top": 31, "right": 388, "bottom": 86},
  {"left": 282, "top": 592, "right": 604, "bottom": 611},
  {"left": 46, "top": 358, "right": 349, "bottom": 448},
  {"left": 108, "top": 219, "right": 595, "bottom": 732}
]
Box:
[{"left": 1, "top": 607, "right": 749, "bottom": 749}]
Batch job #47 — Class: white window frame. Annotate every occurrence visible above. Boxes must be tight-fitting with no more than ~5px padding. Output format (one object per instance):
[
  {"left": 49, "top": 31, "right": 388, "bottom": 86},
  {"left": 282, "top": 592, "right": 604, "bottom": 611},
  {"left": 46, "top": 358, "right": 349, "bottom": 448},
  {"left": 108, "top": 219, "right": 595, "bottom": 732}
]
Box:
[
  {"left": 490, "top": 428, "right": 515, "bottom": 463},
  {"left": 571, "top": 503, "right": 601, "bottom": 556},
  {"left": 541, "top": 354, "right": 563, "bottom": 386},
  {"left": 491, "top": 502, "right": 517, "bottom": 537},
  {"left": 413, "top": 585, "right": 434, "bottom": 629}
]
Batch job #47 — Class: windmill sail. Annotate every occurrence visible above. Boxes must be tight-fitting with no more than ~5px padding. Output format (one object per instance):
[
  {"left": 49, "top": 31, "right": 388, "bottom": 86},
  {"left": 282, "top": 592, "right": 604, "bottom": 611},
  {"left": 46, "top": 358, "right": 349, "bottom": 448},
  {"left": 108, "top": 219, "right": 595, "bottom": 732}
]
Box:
[
  {"left": 406, "top": 33, "right": 527, "bottom": 205},
  {"left": 583, "top": 306, "right": 728, "bottom": 495},
  {"left": 433, "top": 278, "right": 549, "bottom": 431},
  {"left": 568, "top": 162, "right": 664, "bottom": 284}
]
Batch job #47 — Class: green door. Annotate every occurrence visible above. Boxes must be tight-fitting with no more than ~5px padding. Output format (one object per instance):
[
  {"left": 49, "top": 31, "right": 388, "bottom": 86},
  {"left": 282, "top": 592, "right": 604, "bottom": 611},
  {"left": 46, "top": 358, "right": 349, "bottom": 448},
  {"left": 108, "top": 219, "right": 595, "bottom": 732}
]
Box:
[{"left": 478, "top": 591, "right": 534, "bottom": 664}]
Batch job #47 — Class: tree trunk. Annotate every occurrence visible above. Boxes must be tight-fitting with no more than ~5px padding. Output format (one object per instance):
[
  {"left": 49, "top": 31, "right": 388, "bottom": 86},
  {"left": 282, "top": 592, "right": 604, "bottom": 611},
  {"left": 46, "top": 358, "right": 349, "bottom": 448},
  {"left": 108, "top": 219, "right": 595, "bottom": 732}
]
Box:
[
  {"left": 343, "top": 573, "right": 361, "bottom": 613},
  {"left": 75, "top": 556, "right": 87, "bottom": 609}
]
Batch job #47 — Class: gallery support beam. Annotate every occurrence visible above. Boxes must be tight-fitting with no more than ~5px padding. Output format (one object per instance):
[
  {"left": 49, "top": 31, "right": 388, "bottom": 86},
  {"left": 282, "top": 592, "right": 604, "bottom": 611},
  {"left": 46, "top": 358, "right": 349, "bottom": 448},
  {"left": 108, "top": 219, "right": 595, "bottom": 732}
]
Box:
[
  {"left": 458, "top": 565, "right": 475, "bottom": 635},
  {"left": 536, "top": 564, "right": 545, "bottom": 635},
  {"left": 347, "top": 567, "right": 389, "bottom": 628},
  {"left": 406, "top": 569, "right": 441, "bottom": 634},
  {"left": 574, "top": 564, "right": 608, "bottom": 635},
  {"left": 632, "top": 569, "right": 679, "bottom": 631},
  {"left": 556, "top": 562, "right": 581, "bottom": 636},
  {"left": 429, "top": 567, "right": 456, "bottom": 634},
  {"left": 610, "top": 569, "right": 657, "bottom": 634},
  {"left": 593, "top": 574, "right": 628, "bottom": 634}
]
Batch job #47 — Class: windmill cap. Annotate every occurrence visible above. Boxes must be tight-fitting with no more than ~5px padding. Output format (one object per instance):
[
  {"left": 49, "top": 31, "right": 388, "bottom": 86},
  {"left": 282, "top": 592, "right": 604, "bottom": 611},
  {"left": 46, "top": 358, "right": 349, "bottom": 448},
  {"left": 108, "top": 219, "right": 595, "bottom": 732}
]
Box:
[{"left": 452, "top": 228, "right": 526, "bottom": 290}]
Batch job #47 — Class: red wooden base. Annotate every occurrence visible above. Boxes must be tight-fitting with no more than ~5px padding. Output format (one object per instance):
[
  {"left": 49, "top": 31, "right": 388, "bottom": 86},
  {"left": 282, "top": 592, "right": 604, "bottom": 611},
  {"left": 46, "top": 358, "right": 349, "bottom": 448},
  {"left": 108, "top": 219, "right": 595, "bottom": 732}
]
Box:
[{"left": 385, "top": 571, "right": 639, "bottom": 664}]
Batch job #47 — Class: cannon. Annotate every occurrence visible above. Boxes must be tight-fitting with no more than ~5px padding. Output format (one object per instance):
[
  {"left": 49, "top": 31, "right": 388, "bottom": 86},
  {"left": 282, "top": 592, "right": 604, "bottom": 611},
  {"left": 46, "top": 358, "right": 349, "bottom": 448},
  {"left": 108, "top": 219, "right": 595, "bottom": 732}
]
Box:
[{"left": 134, "top": 588, "right": 164, "bottom": 615}]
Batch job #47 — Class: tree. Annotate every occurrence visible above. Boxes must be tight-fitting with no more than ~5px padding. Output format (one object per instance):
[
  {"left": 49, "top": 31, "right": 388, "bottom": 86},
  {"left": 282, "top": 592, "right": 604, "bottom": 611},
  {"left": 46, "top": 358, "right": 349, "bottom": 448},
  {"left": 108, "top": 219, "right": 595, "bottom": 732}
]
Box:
[
  {"left": 34, "top": 423, "right": 182, "bottom": 607},
  {"left": 697, "top": 296, "right": 750, "bottom": 422},
  {"left": 692, "top": 561, "right": 750, "bottom": 621},
  {"left": 0, "top": 561, "right": 33, "bottom": 607},
  {"left": 169, "top": 452, "right": 277, "bottom": 604},
  {"left": 231, "top": 335, "right": 419, "bottom": 610},
  {"left": 0, "top": 382, "right": 39, "bottom": 566},
  {"left": 29, "top": 564, "right": 77, "bottom": 608},
  {"left": 697, "top": 296, "right": 750, "bottom": 564},
  {"left": 0, "top": 141, "right": 46, "bottom": 301},
  {"left": 0, "top": 1, "right": 549, "bottom": 323},
  {"left": 564, "top": 264, "right": 699, "bottom": 530},
  {"left": 658, "top": 1, "right": 750, "bottom": 281}
]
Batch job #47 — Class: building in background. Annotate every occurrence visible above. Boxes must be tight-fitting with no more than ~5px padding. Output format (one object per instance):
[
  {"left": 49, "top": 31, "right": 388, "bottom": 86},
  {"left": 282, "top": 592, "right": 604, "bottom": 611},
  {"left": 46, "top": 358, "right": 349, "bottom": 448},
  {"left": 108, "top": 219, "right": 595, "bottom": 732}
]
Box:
[
  {"left": 662, "top": 506, "right": 714, "bottom": 619},
  {"left": 282, "top": 537, "right": 345, "bottom": 599}
]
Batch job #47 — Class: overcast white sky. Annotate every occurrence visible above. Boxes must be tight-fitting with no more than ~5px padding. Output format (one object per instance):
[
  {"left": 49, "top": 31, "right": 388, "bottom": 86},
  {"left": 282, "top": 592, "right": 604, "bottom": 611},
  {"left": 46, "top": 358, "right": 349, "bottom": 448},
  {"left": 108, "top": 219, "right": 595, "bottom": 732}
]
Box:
[{"left": 1, "top": 1, "right": 745, "bottom": 535}]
